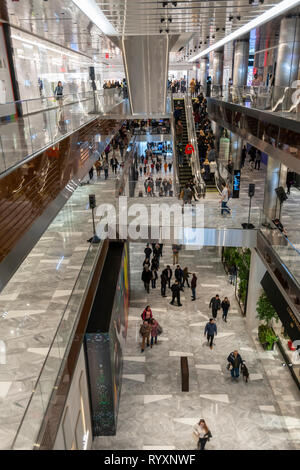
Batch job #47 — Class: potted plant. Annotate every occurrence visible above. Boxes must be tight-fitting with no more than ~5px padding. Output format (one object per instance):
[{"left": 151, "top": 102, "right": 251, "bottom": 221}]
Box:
[{"left": 257, "top": 291, "right": 279, "bottom": 350}]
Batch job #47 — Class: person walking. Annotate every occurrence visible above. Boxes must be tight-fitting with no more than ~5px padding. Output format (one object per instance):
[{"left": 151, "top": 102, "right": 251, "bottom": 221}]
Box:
[
  {"left": 204, "top": 318, "right": 217, "bottom": 350},
  {"left": 153, "top": 243, "right": 162, "bottom": 261},
  {"left": 221, "top": 297, "right": 230, "bottom": 322},
  {"left": 172, "top": 244, "right": 180, "bottom": 265},
  {"left": 163, "top": 265, "right": 172, "bottom": 288},
  {"left": 191, "top": 273, "right": 197, "bottom": 301},
  {"left": 228, "top": 264, "right": 237, "bottom": 285},
  {"left": 209, "top": 294, "right": 221, "bottom": 319},
  {"left": 227, "top": 350, "right": 244, "bottom": 379},
  {"left": 150, "top": 318, "right": 159, "bottom": 347},
  {"left": 151, "top": 257, "right": 159, "bottom": 289},
  {"left": 286, "top": 170, "right": 294, "bottom": 195},
  {"left": 142, "top": 266, "right": 152, "bottom": 294},
  {"left": 220, "top": 183, "right": 231, "bottom": 216},
  {"left": 103, "top": 160, "right": 109, "bottom": 180},
  {"left": 160, "top": 271, "right": 168, "bottom": 297},
  {"left": 144, "top": 243, "right": 152, "bottom": 261},
  {"left": 175, "top": 265, "right": 184, "bottom": 288},
  {"left": 193, "top": 419, "right": 212, "bottom": 451},
  {"left": 170, "top": 280, "right": 182, "bottom": 306},
  {"left": 182, "top": 267, "right": 191, "bottom": 287},
  {"left": 241, "top": 145, "right": 247, "bottom": 168},
  {"left": 141, "top": 305, "right": 153, "bottom": 323},
  {"left": 140, "top": 320, "right": 151, "bottom": 353},
  {"left": 254, "top": 149, "right": 262, "bottom": 170}
]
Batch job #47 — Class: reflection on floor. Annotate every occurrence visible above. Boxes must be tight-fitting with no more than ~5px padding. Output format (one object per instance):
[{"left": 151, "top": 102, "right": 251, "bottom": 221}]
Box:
[{"left": 93, "top": 244, "right": 300, "bottom": 450}]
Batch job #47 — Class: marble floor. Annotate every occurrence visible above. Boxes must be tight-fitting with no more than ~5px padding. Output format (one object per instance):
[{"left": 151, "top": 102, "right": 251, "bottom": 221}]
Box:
[
  {"left": 0, "top": 158, "right": 123, "bottom": 449},
  {"left": 93, "top": 244, "right": 300, "bottom": 451}
]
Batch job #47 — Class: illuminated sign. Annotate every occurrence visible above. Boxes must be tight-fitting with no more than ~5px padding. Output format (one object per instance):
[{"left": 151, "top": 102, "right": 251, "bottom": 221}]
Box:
[{"left": 232, "top": 170, "right": 240, "bottom": 198}]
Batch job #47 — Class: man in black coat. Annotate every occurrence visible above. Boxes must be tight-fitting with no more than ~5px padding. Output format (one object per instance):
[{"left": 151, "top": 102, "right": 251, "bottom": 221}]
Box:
[
  {"left": 142, "top": 266, "right": 152, "bottom": 293},
  {"left": 170, "top": 280, "right": 182, "bottom": 306},
  {"left": 163, "top": 265, "right": 172, "bottom": 288},
  {"left": 175, "top": 265, "right": 184, "bottom": 288},
  {"left": 209, "top": 294, "right": 221, "bottom": 319},
  {"left": 144, "top": 244, "right": 152, "bottom": 261},
  {"left": 160, "top": 271, "right": 168, "bottom": 297}
]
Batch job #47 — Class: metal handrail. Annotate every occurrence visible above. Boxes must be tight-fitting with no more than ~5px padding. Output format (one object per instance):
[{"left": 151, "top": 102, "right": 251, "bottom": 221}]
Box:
[
  {"left": 184, "top": 92, "right": 206, "bottom": 197},
  {"left": 169, "top": 92, "right": 180, "bottom": 197}
]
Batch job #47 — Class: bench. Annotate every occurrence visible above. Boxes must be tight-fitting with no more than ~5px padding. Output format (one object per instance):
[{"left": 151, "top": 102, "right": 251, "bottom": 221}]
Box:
[{"left": 181, "top": 356, "right": 189, "bottom": 392}]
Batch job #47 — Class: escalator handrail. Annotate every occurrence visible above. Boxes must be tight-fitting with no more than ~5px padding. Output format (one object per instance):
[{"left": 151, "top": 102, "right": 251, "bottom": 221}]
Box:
[{"left": 184, "top": 92, "right": 206, "bottom": 196}]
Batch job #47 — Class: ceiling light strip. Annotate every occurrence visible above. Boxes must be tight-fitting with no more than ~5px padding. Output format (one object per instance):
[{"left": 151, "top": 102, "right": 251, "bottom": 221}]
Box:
[
  {"left": 71, "top": 0, "right": 118, "bottom": 35},
  {"left": 189, "top": 0, "right": 300, "bottom": 62}
]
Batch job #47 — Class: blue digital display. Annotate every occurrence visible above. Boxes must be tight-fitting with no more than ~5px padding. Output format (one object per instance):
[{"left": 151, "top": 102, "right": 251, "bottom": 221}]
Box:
[{"left": 233, "top": 170, "right": 240, "bottom": 198}]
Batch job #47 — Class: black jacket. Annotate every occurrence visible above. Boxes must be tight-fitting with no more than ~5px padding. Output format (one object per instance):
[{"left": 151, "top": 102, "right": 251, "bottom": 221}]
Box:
[
  {"left": 209, "top": 297, "right": 221, "bottom": 311},
  {"left": 175, "top": 268, "right": 183, "bottom": 281},
  {"left": 142, "top": 269, "right": 152, "bottom": 283},
  {"left": 163, "top": 268, "right": 172, "bottom": 280},
  {"left": 144, "top": 247, "right": 152, "bottom": 258},
  {"left": 171, "top": 283, "right": 181, "bottom": 296},
  {"left": 227, "top": 352, "right": 243, "bottom": 368},
  {"left": 221, "top": 300, "right": 230, "bottom": 313}
]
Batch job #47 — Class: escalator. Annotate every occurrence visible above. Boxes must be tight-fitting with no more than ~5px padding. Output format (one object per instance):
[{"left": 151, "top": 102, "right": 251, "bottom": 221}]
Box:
[{"left": 173, "top": 98, "right": 193, "bottom": 190}]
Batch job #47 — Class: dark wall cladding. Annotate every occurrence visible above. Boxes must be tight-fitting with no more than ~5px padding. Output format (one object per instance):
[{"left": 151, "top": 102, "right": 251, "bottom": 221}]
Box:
[
  {"left": 0, "top": 118, "right": 122, "bottom": 290},
  {"left": 85, "top": 242, "right": 129, "bottom": 436}
]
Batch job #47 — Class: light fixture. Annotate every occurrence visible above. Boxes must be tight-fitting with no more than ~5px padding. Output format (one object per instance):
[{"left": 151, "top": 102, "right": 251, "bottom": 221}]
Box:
[
  {"left": 236, "top": 15, "right": 241, "bottom": 20},
  {"left": 229, "top": 15, "right": 234, "bottom": 21},
  {"left": 161, "top": 18, "right": 165, "bottom": 23},
  {"left": 166, "top": 28, "right": 169, "bottom": 33},
  {"left": 189, "top": 0, "right": 300, "bottom": 62},
  {"left": 162, "top": 1, "right": 168, "bottom": 7},
  {"left": 172, "top": 1, "right": 177, "bottom": 6},
  {"left": 71, "top": 0, "right": 117, "bottom": 35},
  {"left": 168, "top": 17, "right": 172, "bottom": 23}
]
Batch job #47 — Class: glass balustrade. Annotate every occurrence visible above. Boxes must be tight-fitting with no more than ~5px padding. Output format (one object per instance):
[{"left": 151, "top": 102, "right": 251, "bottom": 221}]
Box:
[
  {"left": 0, "top": 89, "right": 123, "bottom": 176},
  {"left": 209, "top": 84, "right": 300, "bottom": 116},
  {"left": 11, "top": 241, "right": 103, "bottom": 450}
]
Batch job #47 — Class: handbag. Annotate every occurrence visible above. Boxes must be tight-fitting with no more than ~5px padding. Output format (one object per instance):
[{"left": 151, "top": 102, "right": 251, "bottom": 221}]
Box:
[
  {"left": 226, "top": 363, "right": 231, "bottom": 370},
  {"left": 157, "top": 324, "right": 163, "bottom": 336}
]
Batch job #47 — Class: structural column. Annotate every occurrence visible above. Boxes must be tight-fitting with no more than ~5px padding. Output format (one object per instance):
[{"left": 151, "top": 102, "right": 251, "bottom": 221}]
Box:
[
  {"left": 245, "top": 249, "right": 266, "bottom": 334},
  {"left": 263, "top": 156, "right": 287, "bottom": 220},
  {"left": 212, "top": 50, "right": 223, "bottom": 87},
  {"left": 230, "top": 132, "right": 243, "bottom": 170},
  {"left": 275, "top": 16, "right": 300, "bottom": 87},
  {"left": 232, "top": 38, "right": 249, "bottom": 87},
  {"left": 199, "top": 57, "right": 208, "bottom": 90}
]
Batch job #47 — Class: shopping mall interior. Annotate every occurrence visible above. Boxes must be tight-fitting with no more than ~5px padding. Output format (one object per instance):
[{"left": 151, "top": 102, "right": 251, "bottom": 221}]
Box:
[{"left": 0, "top": 0, "right": 299, "bottom": 452}]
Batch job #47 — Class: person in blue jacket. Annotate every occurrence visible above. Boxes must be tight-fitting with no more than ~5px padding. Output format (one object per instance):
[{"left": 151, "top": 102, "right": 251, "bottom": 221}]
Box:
[
  {"left": 227, "top": 350, "right": 244, "bottom": 378},
  {"left": 204, "top": 318, "right": 217, "bottom": 350}
]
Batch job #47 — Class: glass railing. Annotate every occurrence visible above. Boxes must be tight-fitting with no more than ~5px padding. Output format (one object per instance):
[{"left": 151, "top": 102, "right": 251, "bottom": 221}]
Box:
[
  {"left": 259, "top": 211, "right": 300, "bottom": 287},
  {"left": 0, "top": 89, "right": 123, "bottom": 176},
  {"left": 209, "top": 84, "right": 300, "bottom": 115},
  {"left": 11, "top": 241, "right": 103, "bottom": 450}
]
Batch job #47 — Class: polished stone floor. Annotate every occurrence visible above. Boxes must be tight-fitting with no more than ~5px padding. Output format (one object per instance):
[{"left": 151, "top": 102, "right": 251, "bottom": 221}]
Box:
[
  {"left": 0, "top": 160, "right": 123, "bottom": 449},
  {"left": 93, "top": 244, "right": 300, "bottom": 450}
]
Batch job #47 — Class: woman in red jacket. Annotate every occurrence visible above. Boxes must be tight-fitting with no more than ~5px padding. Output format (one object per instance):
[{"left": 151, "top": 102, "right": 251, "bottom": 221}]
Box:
[{"left": 142, "top": 305, "right": 153, "bottom": 323}]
